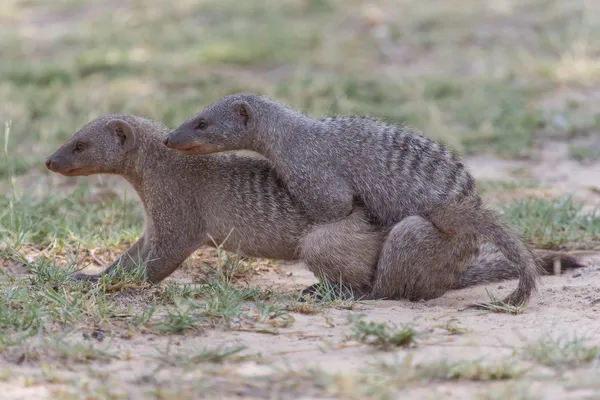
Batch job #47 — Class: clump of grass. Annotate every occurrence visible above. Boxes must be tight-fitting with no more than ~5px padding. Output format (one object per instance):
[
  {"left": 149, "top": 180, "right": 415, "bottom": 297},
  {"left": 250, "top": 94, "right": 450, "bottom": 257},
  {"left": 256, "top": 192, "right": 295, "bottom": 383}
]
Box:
[
  {"left": 44, "top": 338, "right": 117, "bottom": 365},
  {"left": 95, "top": 258, "right": 149, "bottom": 292},
  {"left": 435, "top": 318, "right": 468, "bottom": 335},
  {"left": 500, "top": 197, "right": 600, "bottom": 249},
  {"left": 477, "top": 383, "right": 539, "bottom": 400},
  {"left": 154, "top": 344, "right": 248, "bottom": 368},
  {"left": 350, "top": 320, "right": 418, "bottom": 350},
  {"left": 9, "top": 337, "right": 117, "bottom": 366},
  {"left": 27, "top": 257, "right": 79, "bottom": 288},
  {"left": 377, "top": 356, "right": 523, "bottom": 383},
  {"left": 151, "top": 251, "right": 271, "bottom": 333},
  {"left": 0, "top": 185, "right": 143, "bottom": 254},
  {"left": 192, "top": 280, "right": 261, "bottom": 326},
  {"left": 154, "top": 282, "right": 204, "bottom": 303},
  {"left": 570, "top": 145, "right": 600, "bottom": 163},
  {"left": 251, "top": 301, "right": 295, "bottom": 328},
  {"left": 477, "top": 179, "right": 541, "bottom": 194},
  {"left": 293, "top": 279, "right": 358, "bottom": 313},
  {"left": 523, "top": 334, "right": 600, "bottom": 368},
  {"left": 152, "top": 301, "right": 206, "bottom": 335},
  {"left": 286, "top": 301, "right": 323, "bottom": 315},
  {"left": 470, "top": 289, "right": 528, "bottom": 315},
  {"left": 210, "top": 246, "right": 255, "bottom": 283},
  {"left": 414, "top": 358, "right": 523, "bottom": 381}
]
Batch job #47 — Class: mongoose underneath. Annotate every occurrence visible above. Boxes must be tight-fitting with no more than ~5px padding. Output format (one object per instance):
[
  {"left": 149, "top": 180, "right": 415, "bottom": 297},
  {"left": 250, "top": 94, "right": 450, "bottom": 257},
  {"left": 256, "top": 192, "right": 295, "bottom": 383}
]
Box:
[
  {"left": 165, "top": 93, "right": 542, "bottom": 305},
  {"left": 45, "top": 114, "right": 584, "bottom": 303},
  {"left": 45, "top": 114, "right": 383, "bottom": 297}
]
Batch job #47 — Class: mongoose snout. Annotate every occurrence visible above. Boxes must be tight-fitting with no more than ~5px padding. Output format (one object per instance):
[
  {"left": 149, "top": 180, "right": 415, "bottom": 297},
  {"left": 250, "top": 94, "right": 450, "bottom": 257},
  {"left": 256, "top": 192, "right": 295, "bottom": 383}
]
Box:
[
  {"left": 162, "top": 131, "right": 202, "bottom": 154},
  {"left": 165, "top": 114, "right": 244, "bottom": 156},
  {"left": 45, "top": 154, "right": 75, "bottom": 175},
  {"left": 163, "top": 131, "right": 221, "bottom": 155}
]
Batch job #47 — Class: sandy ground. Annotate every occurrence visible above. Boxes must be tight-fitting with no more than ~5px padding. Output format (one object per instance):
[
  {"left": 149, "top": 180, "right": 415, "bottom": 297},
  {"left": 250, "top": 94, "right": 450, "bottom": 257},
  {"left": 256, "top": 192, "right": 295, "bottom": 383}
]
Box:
[{"left": 2, "top": 142, "right": 600, "bottom": 399}]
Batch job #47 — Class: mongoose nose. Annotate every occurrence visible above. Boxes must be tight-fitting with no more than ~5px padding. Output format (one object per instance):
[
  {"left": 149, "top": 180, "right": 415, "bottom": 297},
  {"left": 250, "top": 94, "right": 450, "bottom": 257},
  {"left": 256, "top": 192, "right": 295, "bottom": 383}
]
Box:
[
  {"left": 45, "top": 159, "right": 52, "bottom": 169},
  {"left": 163, "top": 137, "right": 170, "bottom": 147}
]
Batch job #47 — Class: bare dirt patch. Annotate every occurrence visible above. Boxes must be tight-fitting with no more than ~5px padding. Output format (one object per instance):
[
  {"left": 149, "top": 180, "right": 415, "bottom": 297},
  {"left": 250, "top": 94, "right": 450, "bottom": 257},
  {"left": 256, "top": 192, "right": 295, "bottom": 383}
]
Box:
[{"left": 2, "top": 152, "right": 600, "bottom": 399}]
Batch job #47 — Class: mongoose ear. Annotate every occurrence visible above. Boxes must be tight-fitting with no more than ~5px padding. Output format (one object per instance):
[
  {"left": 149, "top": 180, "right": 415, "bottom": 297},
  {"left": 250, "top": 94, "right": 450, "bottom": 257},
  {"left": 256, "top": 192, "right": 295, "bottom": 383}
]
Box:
[
  {"left": 106, "top": 119, "right": 136, "bottom": 152},
  {"left": 231, "top": 100, "right": 254, "bottom": 129}
]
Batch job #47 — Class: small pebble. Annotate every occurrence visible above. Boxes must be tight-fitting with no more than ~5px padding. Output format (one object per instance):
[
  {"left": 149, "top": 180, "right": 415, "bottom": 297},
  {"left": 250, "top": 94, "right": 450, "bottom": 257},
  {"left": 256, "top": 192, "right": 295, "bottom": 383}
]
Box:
[{"left": 91, "top": 329, "right": 105, "bottom": 342}]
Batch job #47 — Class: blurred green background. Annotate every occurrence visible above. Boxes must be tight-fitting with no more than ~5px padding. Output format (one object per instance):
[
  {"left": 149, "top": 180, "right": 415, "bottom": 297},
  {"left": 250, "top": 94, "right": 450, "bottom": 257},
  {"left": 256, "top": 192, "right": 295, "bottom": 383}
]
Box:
[{"left": 2, "top": 0, "right": 600, "bottom": 180}]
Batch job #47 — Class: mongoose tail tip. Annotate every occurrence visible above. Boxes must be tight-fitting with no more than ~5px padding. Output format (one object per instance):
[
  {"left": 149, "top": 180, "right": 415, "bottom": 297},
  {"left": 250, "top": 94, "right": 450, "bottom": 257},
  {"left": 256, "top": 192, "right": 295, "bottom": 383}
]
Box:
[{"left": 425, "top": 199, "right": 542, "bottom": 307}]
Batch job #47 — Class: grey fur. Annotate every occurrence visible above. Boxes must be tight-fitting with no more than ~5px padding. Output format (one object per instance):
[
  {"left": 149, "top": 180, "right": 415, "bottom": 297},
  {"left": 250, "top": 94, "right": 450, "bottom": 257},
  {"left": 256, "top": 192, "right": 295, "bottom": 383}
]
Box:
[
  {"left": 165, "top": 94, "right": 548, "bottom": 305},
  {"left": 45, "top": 114, "right": 585, "bottom": 303}
]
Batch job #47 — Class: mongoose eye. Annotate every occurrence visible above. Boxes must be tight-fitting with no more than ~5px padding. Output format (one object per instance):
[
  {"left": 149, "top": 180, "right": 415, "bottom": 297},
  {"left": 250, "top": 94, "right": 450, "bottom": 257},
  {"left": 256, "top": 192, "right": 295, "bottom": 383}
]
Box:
[
  {"left": 74, "top": 142, "right": 86, "bottom": 153},
  {"left": 195, "top": 119, "right": 208, "bottom": 130}
]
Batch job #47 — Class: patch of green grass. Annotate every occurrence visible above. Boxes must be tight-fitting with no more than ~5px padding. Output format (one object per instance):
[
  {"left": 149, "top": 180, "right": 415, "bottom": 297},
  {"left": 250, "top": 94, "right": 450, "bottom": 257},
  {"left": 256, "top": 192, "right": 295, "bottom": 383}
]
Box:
[
  {"left": 191, "top": 280, "right": 262, "bottom": 326},
  {"left": 570, "top": 144, "right": 600, "bottom": 163},
  {"left": 0, "top": 185, "right": 143, "bottom": 254},
  {"left": 435, "top": 318, "right": 468, "bottom": 335},
  {"left": 500, "top": 197, "right": 600, "bottom": 249},
  {"left": 1, "top": 0, "right": 598, "bottom": 179},
  {"left": 523, "top": 334, "right": 600, "bottom": 368},
  {"left": 154, "top": 282, "right": 207, "bottom": 304},
  {"left": 477, "top": 179, "right": 541, "bottom": 194},
  {"left": 477, "top": 383, "right": 539, "bottom": 400},
  {"left": 152, "top": 302, "right": 207, "bottom": 335},
  {"left": 150, "top": 248, "right": 285, "bottom": 333},
  {"left": 454, "top": 83, "right": 542, "bottom": 158},
  {"left": 39, "top": 337, "right": 118, "bottom": 365},
  {"left": 95, "top": 259, "right": 149, "bottom": 292},
  {"left": 413, "top": 358, "right": 524, "bottom": 382},
  {"left": 377, "top": 356, "right": 523, "bottom": 383},
  {"left": 154, "top": 344, "right": 248, "bottom": 368},
  {"left": 350, "top": 319, "right": 418, "bottom": 351},
  {"left": 0, "top": 267, "right": 117, "bottom": 357},
  {"left": 151, "top": 282, "right": 263, "bottom": 334}
]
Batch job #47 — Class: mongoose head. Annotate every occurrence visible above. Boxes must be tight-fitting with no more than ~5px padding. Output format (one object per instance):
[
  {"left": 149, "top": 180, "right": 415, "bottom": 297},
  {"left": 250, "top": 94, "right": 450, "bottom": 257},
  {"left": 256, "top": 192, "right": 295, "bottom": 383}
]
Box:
[
  {"left": 164, "top": 93, "right": 259, "bottom": 155},
  {"left": 45, "top": 115, "right": 138, "bottom": 176}
]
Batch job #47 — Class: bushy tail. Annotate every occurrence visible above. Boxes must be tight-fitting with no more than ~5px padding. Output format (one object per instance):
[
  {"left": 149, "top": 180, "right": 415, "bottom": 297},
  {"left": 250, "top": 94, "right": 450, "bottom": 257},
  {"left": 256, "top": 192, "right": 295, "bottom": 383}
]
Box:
[
  {"left": 454, "top": 243, "right": 586, "bottom": 290},
  {"left": 425, "top": 198, "right": 543, "bottom": 306}
]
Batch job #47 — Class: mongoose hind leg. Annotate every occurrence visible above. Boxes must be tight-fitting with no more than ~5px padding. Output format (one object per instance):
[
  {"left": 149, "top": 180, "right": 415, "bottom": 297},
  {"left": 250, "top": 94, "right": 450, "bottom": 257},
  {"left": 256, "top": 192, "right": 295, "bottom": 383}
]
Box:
[
  {"left": 298, "top": 208, "right": 385, "bottom": 302},
  {"left": 371, "top": 215, "right": 479, "bottom": 301}
]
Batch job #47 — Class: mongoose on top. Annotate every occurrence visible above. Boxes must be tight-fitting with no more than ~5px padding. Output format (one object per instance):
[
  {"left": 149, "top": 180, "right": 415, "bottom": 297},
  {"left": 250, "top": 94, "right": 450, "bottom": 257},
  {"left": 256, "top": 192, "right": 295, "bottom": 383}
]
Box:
[
  {"left": 165, "top": 93, "right": 543, "bottom": 306},
  {"left": 46, "top": 114, "right": 584, "bottom": 304}
]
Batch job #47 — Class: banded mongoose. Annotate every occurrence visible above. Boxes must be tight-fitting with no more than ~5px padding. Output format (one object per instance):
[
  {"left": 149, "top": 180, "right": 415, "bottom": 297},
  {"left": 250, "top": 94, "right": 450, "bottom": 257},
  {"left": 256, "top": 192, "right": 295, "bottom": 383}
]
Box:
[
  {"left": 44, "top": 114, "right": 382, "bottom": 296},
  {"left": 164, "top": 93, "right": 543, "bottom": 305},
  {"left": 45, "top": 114, "right": 585, "bottom": 302}
]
